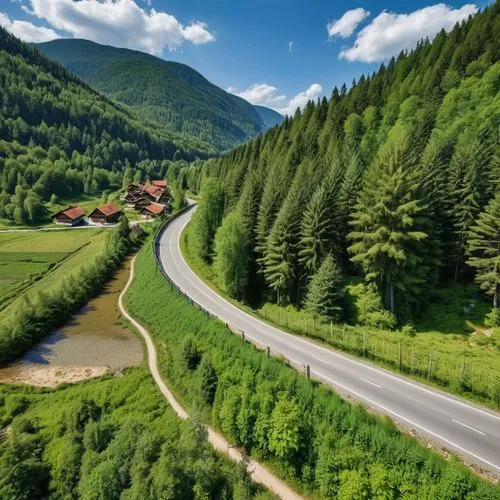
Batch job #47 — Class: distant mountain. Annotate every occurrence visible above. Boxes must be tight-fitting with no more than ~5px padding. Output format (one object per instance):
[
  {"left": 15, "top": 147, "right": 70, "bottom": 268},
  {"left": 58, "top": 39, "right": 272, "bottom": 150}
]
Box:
[
  {"left": 254, "top": 105, "right": 284, "bottom": 129},
  {"left": 37, "top": 39, "right": 275, "bottom": 152}
]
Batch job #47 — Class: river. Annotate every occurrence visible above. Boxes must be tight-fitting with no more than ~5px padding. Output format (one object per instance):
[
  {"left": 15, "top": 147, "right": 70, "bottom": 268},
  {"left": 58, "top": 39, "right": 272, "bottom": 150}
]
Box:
[{"left": 0, "top": 257, "right": 143, "bottom": 387}]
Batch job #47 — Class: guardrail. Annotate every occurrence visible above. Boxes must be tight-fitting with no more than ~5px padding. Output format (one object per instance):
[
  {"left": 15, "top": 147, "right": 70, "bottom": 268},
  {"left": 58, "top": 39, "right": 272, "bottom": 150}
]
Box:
[{"left": 151, "top": 205, "right": 312, "bottom": 379}]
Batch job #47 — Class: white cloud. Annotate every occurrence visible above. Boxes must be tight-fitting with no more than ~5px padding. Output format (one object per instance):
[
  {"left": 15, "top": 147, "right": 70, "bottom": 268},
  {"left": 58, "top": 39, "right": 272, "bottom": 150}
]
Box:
[
  {"left": 340, "top": 3, "right": 477, "bottom": 62},
  {"left": 23, "top": 0, "right": 214, "bottom": 55},
  {"left": 229, "top": 83, "right": 323, "bottom": 117},
  {"left": 0, "top": 10, "right": 61, "bottom": 42},
  {"left": 327, "top": 8, "right": 370, "bottom": 39},
  {"left": 289, "top": 40, "right": 293, "bottom": 53}
]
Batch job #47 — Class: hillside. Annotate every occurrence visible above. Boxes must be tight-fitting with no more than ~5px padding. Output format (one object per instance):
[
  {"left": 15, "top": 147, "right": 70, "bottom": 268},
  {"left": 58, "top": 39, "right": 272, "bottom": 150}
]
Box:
[
  {"left": 187, "top": 2, "right": 500, "bottom": 326},
  {"left": 254, "top": 105, "right": 284, "bottom": 128},
  {"left": 38, "top": 39, "right": 276, "bottom": 152},
  {"left": 0, "top": 28, "right": 215, "bottom": 226}
]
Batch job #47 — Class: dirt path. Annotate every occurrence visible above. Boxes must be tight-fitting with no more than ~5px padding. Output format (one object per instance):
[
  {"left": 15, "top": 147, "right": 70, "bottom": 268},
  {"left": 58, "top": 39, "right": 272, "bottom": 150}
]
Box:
[{"left": 118, "top": 255, "right": 303, "bottom": 500}]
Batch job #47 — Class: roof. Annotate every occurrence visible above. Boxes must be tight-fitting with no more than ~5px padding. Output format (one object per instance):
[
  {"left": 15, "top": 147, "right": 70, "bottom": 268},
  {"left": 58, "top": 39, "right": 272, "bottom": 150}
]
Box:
[
  {"left": 52, "top": 206, "right": 85, "bottom": 220},
  {"left": 90, "top": 203, "right": 122, "bottom": 217},
  {"left": 142, "top": 183, "right": 164, "bottom": 198},
  {"left": 142, "top": 202, "right": 165, "bottom": 215},
  {"left": 151, "top": 180, "right": 167, "bottom": 188}
]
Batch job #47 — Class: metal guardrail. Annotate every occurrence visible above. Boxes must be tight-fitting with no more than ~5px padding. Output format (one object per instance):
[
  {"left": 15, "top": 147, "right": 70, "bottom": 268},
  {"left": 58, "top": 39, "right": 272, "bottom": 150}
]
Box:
[{"left": 151, "top": 206, "right": 310, "bottom": 377}]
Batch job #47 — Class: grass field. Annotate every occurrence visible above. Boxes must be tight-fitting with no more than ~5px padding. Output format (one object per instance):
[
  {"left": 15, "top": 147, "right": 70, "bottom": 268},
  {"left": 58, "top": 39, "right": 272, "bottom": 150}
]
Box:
[
  {"left": 0, "top": 229, "right": 106, "bottom": 319},
  {"left": 181, "top": 225, "right": 500, "bottom": 408}
]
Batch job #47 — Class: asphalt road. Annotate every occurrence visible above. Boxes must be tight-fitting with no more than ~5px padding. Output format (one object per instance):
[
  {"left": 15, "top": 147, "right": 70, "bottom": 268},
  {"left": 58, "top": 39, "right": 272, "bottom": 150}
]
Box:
[{"left": 158, "top": 205, "right": 500, "bottom": 477}]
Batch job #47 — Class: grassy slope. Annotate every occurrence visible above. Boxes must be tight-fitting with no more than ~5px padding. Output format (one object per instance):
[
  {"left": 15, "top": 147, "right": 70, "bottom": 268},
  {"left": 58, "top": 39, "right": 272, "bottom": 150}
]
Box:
[
  {"left": 125, "top": 242, "right": 498, "bottom": 496},
  {"left": 181, "top": 225, "right": 500, "bottom": 409},
  {"left": 0, "top": 229, "right": 106, "bottom": 320}
]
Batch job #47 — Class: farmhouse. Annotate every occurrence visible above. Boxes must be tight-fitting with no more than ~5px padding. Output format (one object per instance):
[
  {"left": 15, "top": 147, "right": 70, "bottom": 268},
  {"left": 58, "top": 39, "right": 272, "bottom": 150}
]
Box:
[
  {"left": 52, "top": 206, "right": 86, "bottom": 226},
  {"left": 89, "top": 204, "right": 123, "bottom": 225},
  {"left": 141, "top": 183, "right": 166, "bottom": 203},
  {"left": 141, "top": 202, "right": 166, "bottom": 219},
  {"left": 151, "top": 180, "right": 167, "bottom": 189}
]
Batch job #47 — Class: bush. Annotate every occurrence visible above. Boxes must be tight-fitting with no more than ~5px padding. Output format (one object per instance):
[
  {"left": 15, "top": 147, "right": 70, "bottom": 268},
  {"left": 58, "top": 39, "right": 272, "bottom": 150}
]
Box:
[
  {"left": 199, "top": 358, "right": 217, "bottom": 405},
  {"left": 180, "top": 336, "right": 201, "bottom": 370},
  {"left": 485, "top": 308, "right": 500, "bottom": 327},
  {"left": 349, "top": 283, "right": 397, "bottom": 329}
]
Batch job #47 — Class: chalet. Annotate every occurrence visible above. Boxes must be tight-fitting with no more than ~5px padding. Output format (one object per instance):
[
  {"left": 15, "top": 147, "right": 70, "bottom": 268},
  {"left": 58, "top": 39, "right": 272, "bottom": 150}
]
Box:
[
  {"left": 123, "top": 192, "right": 141, "bottom": 208},
  {"left": 52, "top": 206, "right": 86, "bottom": 226},
  {"left": 141, "top": 202, "right": 166, "bottom": 219},
  {"left": 134, "top": 197, "right": 152, "bottom": 210},
  {"left": 89, "top": 204, "right": 123, "bottom": 225},
  {"left": 141, "top": 183, "right": 166, "bottom": 203},
  {"left": 126, "top": 183, "right": 143, "bottom": 196}
]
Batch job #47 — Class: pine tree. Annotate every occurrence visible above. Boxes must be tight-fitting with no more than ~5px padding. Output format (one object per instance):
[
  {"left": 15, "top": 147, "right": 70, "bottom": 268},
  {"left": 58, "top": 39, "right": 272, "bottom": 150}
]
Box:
[
  {"left": 467, "top": 193, "right": 500, "bottom": 309},
  {"left": 304, "top": 254, "right": 343, "bottom": 320},
  {"left": 348, "top": 145, "right": 429, "bottom": 314}
]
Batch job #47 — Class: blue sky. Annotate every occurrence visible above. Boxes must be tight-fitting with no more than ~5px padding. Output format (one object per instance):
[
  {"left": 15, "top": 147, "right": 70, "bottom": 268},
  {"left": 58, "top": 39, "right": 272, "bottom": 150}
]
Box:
[{"left": 0, "top": 0, "right": 490, "bottom": 115}]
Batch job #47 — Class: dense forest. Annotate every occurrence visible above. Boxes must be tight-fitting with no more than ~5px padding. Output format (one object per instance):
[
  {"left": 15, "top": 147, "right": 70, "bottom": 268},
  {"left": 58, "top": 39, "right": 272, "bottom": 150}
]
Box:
[
  {"left": 0, "top": 370, "right": 267, "bottom": 499},
  {"left": 38, "top": 39, "right": 283, "bottom": 152},
  {"left": 186, "top": 2, "right": 500, "bottom": 326},
  {"left": 0, "top": 28, "right": 214, "bottom": 225}
]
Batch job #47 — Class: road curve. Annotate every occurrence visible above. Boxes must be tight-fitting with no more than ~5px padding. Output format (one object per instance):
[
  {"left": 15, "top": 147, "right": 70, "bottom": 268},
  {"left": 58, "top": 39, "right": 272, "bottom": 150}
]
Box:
[
  {"left": 157, "top": 205, "right": 500, "bottom": 478},
  {"left": 119, "top": 255, "right": 303, "bottom": 500}
]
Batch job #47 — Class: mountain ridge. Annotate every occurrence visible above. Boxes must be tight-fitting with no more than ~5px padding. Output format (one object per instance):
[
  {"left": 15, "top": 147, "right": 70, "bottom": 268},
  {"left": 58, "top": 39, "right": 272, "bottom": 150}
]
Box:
[{"left": 37, "top": 38, "right": 283, "bottom": 152}]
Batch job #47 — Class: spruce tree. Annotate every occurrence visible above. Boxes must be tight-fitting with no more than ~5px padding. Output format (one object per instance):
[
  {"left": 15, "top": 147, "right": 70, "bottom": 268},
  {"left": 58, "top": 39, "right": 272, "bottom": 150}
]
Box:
[
  {"left": 467, "top": 193, "right": 500, "bottom": 309},
  {"left": 348, "top": 145, "right": 429, "bottom": 314},
  {"left": 304, "top": 254, "right": 343, "bottom": 320}
]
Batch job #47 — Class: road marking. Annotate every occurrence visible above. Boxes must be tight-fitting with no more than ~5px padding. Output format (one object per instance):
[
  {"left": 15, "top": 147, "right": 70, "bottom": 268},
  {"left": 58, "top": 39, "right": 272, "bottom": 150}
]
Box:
[
  {"left": 160, "top": 210, "right": 500, "bottom": 473},
  {"left": 359, "top": 377, "right": 383, "bottom": 389},
  {"left": 451, "top": 419, "right": 486, "bottom": 436},
  {"left": 315, "top": 372, "right": 500, "bottom": 473},
  {"left": 169, "top": 212, "right": 500, "bottom": 423}
]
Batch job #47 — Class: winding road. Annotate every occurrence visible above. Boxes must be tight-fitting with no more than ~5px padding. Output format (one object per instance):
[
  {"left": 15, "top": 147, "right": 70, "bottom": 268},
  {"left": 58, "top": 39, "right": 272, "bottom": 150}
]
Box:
[{"left": 157, "top": 205, "right": 500, "bottom": 478}]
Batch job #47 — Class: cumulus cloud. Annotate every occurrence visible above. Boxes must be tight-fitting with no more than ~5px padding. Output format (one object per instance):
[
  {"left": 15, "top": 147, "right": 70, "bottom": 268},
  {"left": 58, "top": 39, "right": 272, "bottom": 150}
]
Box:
[
  {"left": 22, "top": 0, "right": 214, "bottom": 55},
  {"left": 289, "top": 41, "right": 293, "bottom": 53},
  {"left": 340, "top": 3, "right": 477, "bottom": 62},
  {"left": 0, "top": 10, "right": 61, "bottom": 42},
  {"left": 229, "top": 83, "right": 323, "bottom": 117},
  {"left": 327, "top": 8, "right": 370, "bottom": 39}
]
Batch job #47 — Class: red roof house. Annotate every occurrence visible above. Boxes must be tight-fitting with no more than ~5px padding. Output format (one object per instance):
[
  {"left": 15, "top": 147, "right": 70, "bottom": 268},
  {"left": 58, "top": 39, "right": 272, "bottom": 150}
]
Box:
[
  {"left": 52, "top": 206, "right": 86, "bottom": 226},
  {"left": 151, "top": 180, "right": 167, "bottom": 188},
  {"left": 89, "top": 203, "right": 123, "bottom": 224},
  {"left": 141, "top": 202, "right": 166, "bottom": 218}
]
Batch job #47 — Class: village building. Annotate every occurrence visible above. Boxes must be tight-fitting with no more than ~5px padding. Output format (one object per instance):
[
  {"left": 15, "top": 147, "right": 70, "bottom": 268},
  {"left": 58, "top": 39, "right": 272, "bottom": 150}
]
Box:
[
  {"left": 52, "top": 206, "right": 86, "bottom": 226},
  {"left": 151, "top": 180, "right": 167, "bottom": 189},
  {"left": 141, "top": 183, "right": 166, "bottom": 203},
  {"left": 141, "top": 202, "right": 166, "bottom": 219},
  {"left": 89, "top": 203, "right": 123, "bottom": 225}
]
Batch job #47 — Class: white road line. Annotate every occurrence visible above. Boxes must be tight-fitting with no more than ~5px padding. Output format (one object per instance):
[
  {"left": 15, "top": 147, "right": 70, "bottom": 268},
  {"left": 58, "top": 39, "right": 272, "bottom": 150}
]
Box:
[
  {"left": 171, "top": 211, "right": 500, "bottom": 424},
  {"left": 315, "top": 372, "right": 500, "bottom": 473},
  {"left": 360, "top": 377, "right": 383, "bottom": 389},
  {"left": 451, "top": 419, "right": 487, "bottom": 436}
]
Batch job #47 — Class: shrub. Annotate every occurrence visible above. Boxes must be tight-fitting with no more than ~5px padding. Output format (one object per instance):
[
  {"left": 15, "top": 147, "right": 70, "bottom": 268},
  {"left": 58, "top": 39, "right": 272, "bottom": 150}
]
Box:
[{"left": 180, "top": 336, "right": 201, "bottom": 370}]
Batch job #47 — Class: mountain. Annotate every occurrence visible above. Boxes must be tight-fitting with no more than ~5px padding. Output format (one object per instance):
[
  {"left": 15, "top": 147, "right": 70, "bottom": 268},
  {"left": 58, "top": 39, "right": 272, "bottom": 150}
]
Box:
[
  {"left": 0, "top": 27, "right": 213, "bottom": 225},
  {"left": 37, "top": 39, "right": 275, "bottom": 152},
  {"left": 186, "top": 3, "right": 500, "bottom": 320},
  {"left": 253, "top": 105, "right": 284, "bottom": 128}
]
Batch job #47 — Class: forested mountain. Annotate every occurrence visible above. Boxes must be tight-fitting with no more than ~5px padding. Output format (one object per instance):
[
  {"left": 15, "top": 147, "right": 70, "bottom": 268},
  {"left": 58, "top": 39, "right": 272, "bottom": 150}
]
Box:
[
  {"left": 38, "top": 39, "right": 277, "bottom": 152},
  {"left": 187, "top": 2, "right": 500, "bottom": 325},
  {"left": 254, "top": 105, "right": 285, "bottom": 128},
  {"left": 0, "top": 28, "right": 214, "bottom": 225}
]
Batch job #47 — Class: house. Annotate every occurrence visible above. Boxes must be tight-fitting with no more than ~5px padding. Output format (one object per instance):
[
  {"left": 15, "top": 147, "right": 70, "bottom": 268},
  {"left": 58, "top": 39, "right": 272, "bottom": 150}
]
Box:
[
  {"left": 141, "top": 183, "right": 166, "bottom": 203},
  {"left": 89, "top": 204, "right": 123, "bottom": 225},
  {"left": 123, "top": 192, "right": 141, "bottom": 208},
  {"left": 141, "top": 202, "right": 166, "bottom": 219},
  {"left": 134, "top": 197, "right": 152, "bottom": 210},
  {"left": 126, "top": 183, "right": 143, "bottom": 196},
  {"left": 52, "top": 206, "right": 86, "bottom": 226}
]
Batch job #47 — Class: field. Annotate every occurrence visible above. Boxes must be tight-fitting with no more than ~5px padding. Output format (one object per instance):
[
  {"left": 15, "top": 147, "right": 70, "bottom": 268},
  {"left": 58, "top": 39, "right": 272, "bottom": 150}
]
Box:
[
  {"left": 0, "top": 229, "right": 106, "bottom": 319},
  {"left": 181, "top": 226, "right": 500, "bottom": 408}
]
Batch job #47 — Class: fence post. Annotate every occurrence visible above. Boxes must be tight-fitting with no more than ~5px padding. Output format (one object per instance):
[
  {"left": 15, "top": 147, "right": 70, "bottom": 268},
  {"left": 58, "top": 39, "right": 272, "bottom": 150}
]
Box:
[
  {"left": 342, "top": 324, "right": 346, "bottom": 345},
  {"left": 460, "top": 360, "right": 465, "bottom": 385},
  {"left": 305, "top": 364, "right": 310, "bottom": 380},
  {"left": 242, "top": 331, "right": 245, "bottom": 343},
  {"left": 304, "top": 317, "right": 307, "bottom": 333},
  {"left": 330, "top": 321, "right": 333, "bottom": 341},
  {"left": 398, "top": 343, "right": 402, "bottom": 372},
  {"left": 428, "top": 354, "right": 432, "bottom": 380},
  {"left": 266, "top": 346, "right": 270, "bottom": 357},
  {"left": 363, "top": 331, "right": 367, "bottom": 357}
]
